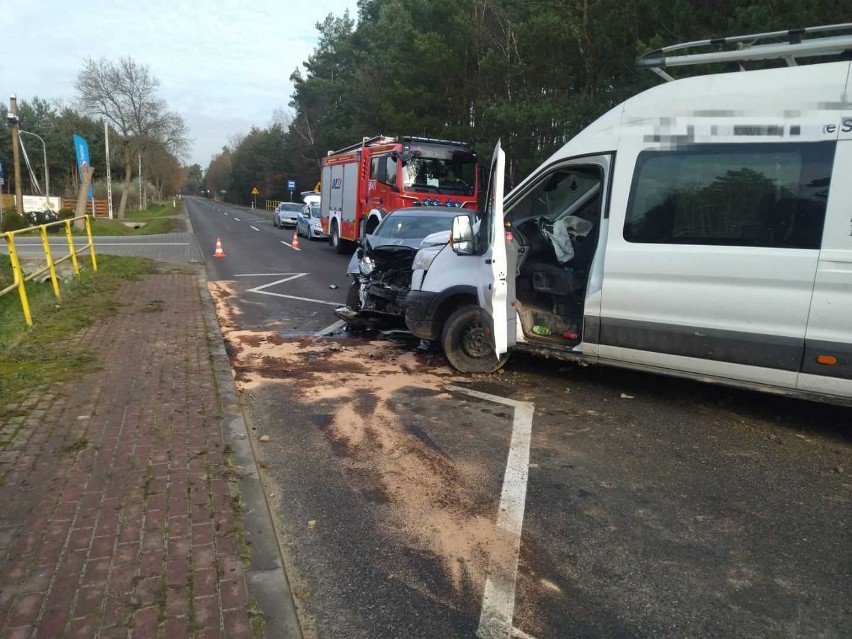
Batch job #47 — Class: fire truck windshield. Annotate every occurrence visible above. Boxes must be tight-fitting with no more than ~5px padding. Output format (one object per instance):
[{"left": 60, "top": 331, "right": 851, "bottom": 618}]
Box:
[{"left": 402, "top": 153, "right": 476, "bottom": 196}]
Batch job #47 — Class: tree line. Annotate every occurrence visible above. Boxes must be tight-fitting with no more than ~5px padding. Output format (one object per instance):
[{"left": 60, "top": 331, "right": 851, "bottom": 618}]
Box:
[
  {"left": 2, "top": 57, "right": 188, "bottom": 218},
  {"left": 209, "top": 0, "right": 847, "bottom": 204}
]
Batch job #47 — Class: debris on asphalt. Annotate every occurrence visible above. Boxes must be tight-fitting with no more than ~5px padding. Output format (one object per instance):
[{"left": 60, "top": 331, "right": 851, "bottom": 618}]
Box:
[
  {"left": 327, "top": 343, "right": 345, "bottom": 352},
  {"left": 308, "top": 520, "right": 317, "bottom": 529},
  {"left": 259, "top": 435, "right": 271, "bottom": 442},
  {"left": 329, "top": 284, "right": 338, "bottom": 289},
  {"left": 620, "top": 393, "right": 634, "bottom": 399}
]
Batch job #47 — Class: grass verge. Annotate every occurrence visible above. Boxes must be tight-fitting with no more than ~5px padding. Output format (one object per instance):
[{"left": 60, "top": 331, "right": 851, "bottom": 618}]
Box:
[
  {"left": 0, "top": 254, "right": 156, "bottom": 417},
  {"left": 88, "top": 200, "right": 184, "bottom": 236}
]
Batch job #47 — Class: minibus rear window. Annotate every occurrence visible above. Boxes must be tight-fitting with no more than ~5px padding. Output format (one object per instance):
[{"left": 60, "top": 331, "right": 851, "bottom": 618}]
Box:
[{"left": 624, "top": 142, "right": 835, "bottom": 249}]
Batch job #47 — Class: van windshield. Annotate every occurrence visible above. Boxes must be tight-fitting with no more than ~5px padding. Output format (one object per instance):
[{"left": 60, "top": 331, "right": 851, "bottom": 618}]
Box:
[{"left": 506, "top": 167, "right": 602, "bottom": 227}]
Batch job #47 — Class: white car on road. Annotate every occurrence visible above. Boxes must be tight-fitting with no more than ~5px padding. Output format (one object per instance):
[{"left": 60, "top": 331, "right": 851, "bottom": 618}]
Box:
[{"left": 273, "top": 202, "right": 302, "bottom": 228}]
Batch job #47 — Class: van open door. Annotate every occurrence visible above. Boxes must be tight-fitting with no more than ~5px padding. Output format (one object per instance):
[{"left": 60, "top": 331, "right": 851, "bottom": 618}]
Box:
[{"left": 477, "top": 141, "right": 511, "bottom": 357}]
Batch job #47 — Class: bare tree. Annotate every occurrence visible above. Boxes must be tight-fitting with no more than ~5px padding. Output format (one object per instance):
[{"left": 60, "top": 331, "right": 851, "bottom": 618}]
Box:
[
  {"left": 76, "top": 57, "right": 188, "bottom": 217},
  {"left": 205, "top": 147, "right": 232, "bottom": 201},
  {"left": 144, "top": 140, "right": 182, "bottom": 200},
  {"left": 270, "top": 107, "right": 292, "bottom": 128}
]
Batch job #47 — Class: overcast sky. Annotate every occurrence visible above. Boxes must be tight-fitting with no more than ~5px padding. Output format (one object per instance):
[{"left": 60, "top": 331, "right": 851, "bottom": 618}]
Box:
[{"left": 0, "top": 0, "right": 358, "bottom": 167}]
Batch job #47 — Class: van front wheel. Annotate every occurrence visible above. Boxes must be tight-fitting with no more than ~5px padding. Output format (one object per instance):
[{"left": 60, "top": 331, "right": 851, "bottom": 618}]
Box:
[{"left": 441, "top": 306, "right": 508, "bottom": 373}]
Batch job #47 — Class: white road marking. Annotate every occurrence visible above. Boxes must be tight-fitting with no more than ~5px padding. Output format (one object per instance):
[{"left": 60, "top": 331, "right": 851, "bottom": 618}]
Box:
[
  {"left": 245, "top": 274, "right": 341, "bottom": 307},
  {"left": 250, "top": 226, "right": 260, "bottom": 232},
  {"left": 224, "top": 212, "right": 229, "bottom": 215},
  {"left": 280, "top": 240, "right": 301, "bottom": 251},
  {"left": 88, "top": 242, "right": 188, "bottom": 246},
  {"left": 249, "top": 291, "right": 341, "bottom": 306},
  {"left": 234, "top": 217, "right": 241, "bottom": 221},
  {"left": 511, "top": 627, "right": 541, "bottom": 639},
  {"left": 234, "top": 273, "right": 302, "bottom": 277},
  {"left": 246, "top": 274, "right": 309, "bottom": 290},
  {"left": 313, "top": 320, "right": 345, "bottom": 337},
  {"left": 445, "top": 385, "right": 536, "bottom": 639}
]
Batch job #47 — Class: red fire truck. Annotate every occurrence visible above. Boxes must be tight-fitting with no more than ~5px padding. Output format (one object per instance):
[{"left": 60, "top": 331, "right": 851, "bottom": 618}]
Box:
[{"left": 320, "top": 135, "right": 480, "bottom": 253}]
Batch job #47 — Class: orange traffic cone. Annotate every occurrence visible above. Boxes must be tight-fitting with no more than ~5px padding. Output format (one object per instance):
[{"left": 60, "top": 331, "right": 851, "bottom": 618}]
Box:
[
  {"left": 213, "top": 237, "right": 226, "bottom": 258},
  {"left": 292, "top": 231, "right": 300, "bottom": 250}
]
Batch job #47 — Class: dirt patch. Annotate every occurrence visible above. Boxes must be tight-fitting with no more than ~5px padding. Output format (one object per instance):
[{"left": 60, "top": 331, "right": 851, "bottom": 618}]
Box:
[{"left": 209, "top": 286, "right": 507, "bottom": 604}]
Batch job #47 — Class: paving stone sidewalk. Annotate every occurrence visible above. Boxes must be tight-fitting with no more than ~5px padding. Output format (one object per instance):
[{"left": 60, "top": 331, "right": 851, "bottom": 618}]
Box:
[{"left": 0, "top": 272, "right": 257, "bottom": 638}]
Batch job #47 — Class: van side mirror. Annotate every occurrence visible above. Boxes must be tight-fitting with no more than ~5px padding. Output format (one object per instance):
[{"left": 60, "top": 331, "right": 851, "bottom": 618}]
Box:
[{"left": 451, "top": 214, "right": 475, "bottom": 255}]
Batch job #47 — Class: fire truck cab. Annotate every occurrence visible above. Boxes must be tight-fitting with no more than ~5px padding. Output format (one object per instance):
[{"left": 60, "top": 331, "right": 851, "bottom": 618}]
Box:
[{"left": 320, "top": 135, "right": 480, "bottom": 253}]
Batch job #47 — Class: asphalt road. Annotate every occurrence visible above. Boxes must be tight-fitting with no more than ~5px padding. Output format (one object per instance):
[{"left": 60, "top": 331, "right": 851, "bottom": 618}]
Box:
[
  {"left": 189, "top": 200, "right": 852, "bottom": 639},
  {"left": 185, "top": 196, "right": 350, "bottom": 335}
]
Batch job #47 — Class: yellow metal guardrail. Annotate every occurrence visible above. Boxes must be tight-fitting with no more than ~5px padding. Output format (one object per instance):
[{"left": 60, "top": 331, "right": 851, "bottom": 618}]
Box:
[{"left": 1, "top": 215, "right": 98, "bottom": 326}]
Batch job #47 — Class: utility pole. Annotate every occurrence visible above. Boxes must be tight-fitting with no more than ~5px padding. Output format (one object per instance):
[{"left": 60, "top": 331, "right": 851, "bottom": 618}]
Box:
[
  {"left": 9, "top": 95, "right": 24, "bottom": 214},
  {"left": 104, "top": 121, "right": 114, "bottom": 219},
  {"left": 138, "top": 152, "right": 142, "bottom": 210}
]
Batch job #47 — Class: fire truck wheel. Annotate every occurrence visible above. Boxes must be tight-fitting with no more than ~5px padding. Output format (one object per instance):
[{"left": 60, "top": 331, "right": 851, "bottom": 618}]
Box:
[
  {"left": 330, "top": 222, "right": 346, "bottom": 254},
  {"left": 441, "top": 305, "right": 508, "bottom": 373}
]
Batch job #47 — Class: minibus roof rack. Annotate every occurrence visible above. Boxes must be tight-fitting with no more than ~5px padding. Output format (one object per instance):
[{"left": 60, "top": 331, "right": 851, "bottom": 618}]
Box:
[{"left": 638, "top": 23, "right": 852, "bottom": 82}]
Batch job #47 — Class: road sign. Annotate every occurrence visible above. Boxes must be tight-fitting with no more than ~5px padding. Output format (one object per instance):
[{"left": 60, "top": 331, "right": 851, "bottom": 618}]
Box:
[
  {"left": 220, "top": 189, "right": 226, "bottom": 195},
  {"left": 287, "top": 180, "right": 296, "bottom": 191},
  {"left": 251, "top": 186, "right": 259, "bottom": 195}
]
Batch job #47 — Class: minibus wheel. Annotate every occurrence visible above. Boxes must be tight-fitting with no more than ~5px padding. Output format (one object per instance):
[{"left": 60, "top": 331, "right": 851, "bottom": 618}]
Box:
[{"left": 441, "top": 305, "right": 508, "bottom": 373}]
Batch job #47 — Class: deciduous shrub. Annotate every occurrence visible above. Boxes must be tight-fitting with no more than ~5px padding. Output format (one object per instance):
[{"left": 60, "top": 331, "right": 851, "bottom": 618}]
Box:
[{"left": 1, "top": 208, "right": 27, "bottom": 232}]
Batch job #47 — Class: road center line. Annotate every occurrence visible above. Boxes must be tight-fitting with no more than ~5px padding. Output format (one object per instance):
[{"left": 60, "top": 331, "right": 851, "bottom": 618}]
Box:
[
  {"left": 280, "top": 240, "right": 301, "bottom": 251},
  {"left": 445, "top": 385, "right": 536, "bottom": 639},
  {"left": 234, "top": 273, "right": 304, "bottom": 277},
  {"left": 250, "top": 226, "right": 260, "bottom": 232},
  {"left": 234, "top": 217, "right": 241, "bottom": 221}
]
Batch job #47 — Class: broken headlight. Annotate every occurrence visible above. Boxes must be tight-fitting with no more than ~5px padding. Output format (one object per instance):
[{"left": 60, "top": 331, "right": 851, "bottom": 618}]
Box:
[
  {"left": 411, "top": 245, "right": 443, "bottom": 271},
  {"left": 358, "top": 255, "right": 376, "bottom": 276}
]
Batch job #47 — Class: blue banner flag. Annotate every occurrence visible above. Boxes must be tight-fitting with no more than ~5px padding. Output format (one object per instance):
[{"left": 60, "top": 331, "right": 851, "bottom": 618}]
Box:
[{"left": 73, "top": 134, "right": 94, "bottom": 198}]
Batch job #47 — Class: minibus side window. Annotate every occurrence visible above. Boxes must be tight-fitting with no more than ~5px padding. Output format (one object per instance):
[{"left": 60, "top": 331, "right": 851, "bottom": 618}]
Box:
[{"left": 624, "top": 142, "right": 835, "bottom": 249}]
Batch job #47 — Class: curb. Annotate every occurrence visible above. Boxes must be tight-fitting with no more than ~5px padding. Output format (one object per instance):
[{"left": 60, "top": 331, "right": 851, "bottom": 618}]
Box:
[{"left": 188, "top": 209, "right": 303, "bottom": 638}]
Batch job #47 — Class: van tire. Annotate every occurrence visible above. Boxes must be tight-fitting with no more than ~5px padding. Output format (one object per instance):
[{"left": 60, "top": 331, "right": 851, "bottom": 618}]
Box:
[{"left": 441, "top": 305, "right": 508, "bottom": 373}]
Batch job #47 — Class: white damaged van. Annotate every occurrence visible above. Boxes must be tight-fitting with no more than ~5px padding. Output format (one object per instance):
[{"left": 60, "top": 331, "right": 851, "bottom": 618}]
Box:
[{"left": 404, "top": 24, "right": 852, "bottom": 405}]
